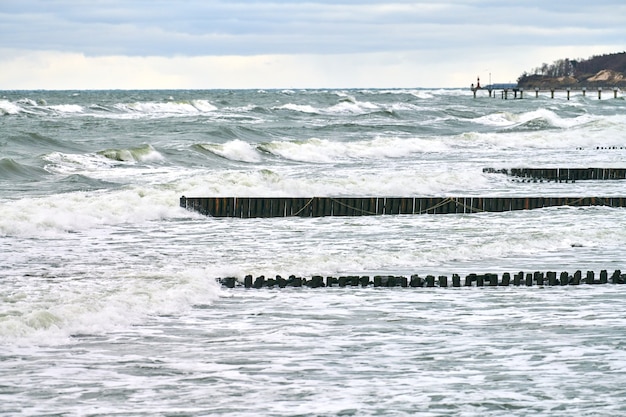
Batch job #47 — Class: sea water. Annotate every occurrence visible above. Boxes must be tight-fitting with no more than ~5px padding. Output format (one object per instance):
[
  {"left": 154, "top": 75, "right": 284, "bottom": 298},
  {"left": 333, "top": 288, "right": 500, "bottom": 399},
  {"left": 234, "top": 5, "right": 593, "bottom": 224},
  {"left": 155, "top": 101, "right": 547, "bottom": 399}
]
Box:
[{"left": 1, "top": 89, "right": 626, "bottom": 416}]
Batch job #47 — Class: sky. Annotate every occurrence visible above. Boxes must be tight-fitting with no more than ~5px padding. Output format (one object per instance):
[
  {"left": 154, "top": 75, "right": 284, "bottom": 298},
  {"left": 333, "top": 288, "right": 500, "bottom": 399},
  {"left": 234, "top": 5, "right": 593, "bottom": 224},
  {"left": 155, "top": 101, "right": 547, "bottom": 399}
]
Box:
[{"left": 0, "top": 0, "right": 624, "bottom": 89}]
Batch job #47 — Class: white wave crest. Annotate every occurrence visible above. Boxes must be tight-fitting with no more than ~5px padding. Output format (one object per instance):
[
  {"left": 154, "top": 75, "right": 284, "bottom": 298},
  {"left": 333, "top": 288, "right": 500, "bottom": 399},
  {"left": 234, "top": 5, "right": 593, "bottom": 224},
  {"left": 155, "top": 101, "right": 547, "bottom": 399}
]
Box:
[
  {"left": 0, "top": 99, "right": 22, "bottom": 115},
  {"left": 115, "top": 100, "right": 216, "bottom": 116},
  {"left": 200, "top": 140, "right": 262, "bottom": 163},
  {"left": 261, "top": 136, "right": 449, "bottom": 163}
]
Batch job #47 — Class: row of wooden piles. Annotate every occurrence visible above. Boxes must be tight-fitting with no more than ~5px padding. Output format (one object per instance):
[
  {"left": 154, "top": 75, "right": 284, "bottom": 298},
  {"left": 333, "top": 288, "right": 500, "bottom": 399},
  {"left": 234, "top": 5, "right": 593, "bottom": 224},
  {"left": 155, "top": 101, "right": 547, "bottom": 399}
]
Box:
[
  {"left": 484, "top": 167, "right": 626, "bottom": 181},
  {"left": 181, "top": 196, "right": 626, "bottom": 217},
  {"left": 219, "top": 270, "right": 625, "bottom": 288}
]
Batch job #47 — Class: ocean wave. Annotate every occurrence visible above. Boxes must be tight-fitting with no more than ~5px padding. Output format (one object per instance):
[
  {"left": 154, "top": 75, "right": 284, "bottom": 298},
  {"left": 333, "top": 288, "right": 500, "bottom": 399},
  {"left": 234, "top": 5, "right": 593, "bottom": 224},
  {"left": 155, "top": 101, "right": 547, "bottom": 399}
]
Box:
[
  {"left": 43, "top": 152, "right": 118, "bottom": 174},
  {"left": 114, "top": 99, "right": 217, "bottom": 116},
  {"left": 197, "top": 140, "right": 262, "bottom": 163},
  {"left": 0, "top": 99, "right": 24, "bottom": 115},
  {"left": 275, "top": 97, "right": 384, "bottom": 116},
  {"left": 98, "top": 144, "right": 164, "bottom": 163},
  {"left": 0, "top": 267, "right": 221, "bottom": 345},
  {"left": 275, "top": 103, "right": 319, "bottom": 113},
  {"left": 257, "top": 136, "right": 449, "bottom": 163},
  {"left": 474, "top": 108, "right": 598, "bottom": 131},
  {"left": 0, "top": 158, "right": 49, "bottom": 181}
]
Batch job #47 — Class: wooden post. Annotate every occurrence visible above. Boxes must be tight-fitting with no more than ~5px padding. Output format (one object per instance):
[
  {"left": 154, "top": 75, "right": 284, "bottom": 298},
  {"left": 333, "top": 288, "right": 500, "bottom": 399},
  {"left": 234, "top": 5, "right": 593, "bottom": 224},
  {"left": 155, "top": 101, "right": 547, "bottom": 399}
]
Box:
[
  {"left": 525, "top": 273, "right": 533, "bottom": 286},
  {"left": 600, "top": 270, "right": 608, "bottom": 284},
  {"left": 452, "top": 274, "right": 461, "bottom": 287},
  {"left": 253, "top": 275, "right": 265, "bottom": 288},
  {"left": 438, "top": 276, "right": 448, "bottom": 287},
  {"left": 410, "top": 274, "right": 423, "bottom": 287},
  {"left": 426, "top": 275, "right": 436, "bottom": 287},
  {"left": 244, "top": 275, "right": 253, "bottom": 288}
]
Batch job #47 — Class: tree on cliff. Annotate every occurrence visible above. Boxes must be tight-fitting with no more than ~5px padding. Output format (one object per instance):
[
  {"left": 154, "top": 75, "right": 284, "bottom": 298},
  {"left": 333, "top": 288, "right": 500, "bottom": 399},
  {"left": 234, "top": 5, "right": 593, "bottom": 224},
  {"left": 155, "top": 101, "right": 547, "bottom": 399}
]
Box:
[{"left": 517, "top": 52, "right": 626, "bottom": 87}]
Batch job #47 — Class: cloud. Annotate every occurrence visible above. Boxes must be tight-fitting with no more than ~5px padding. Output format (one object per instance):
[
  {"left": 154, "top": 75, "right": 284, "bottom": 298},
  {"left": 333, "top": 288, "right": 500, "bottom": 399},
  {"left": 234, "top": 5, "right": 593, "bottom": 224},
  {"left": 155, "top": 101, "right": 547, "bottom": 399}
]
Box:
[
  {"left": 0, "top": 1, "right": 624, "bottom": 88},
  {"left": 4, "top": 1, "right": 625, "bottom": 56}
]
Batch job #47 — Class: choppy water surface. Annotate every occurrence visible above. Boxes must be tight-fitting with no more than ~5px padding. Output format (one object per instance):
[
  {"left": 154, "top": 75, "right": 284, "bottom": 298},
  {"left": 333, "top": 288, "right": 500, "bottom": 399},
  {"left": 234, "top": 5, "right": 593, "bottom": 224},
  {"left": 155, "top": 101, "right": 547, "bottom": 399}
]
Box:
[{"left": 1, "top": 89, "right": 625, "bottom": 416}]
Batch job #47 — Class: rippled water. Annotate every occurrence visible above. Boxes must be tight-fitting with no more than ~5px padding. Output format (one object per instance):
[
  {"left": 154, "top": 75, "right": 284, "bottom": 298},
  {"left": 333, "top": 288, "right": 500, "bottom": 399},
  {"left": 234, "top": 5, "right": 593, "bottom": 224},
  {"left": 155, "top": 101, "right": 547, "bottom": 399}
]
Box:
[{"left": 1, "top": 89, "right": 625, "bottom": 415}]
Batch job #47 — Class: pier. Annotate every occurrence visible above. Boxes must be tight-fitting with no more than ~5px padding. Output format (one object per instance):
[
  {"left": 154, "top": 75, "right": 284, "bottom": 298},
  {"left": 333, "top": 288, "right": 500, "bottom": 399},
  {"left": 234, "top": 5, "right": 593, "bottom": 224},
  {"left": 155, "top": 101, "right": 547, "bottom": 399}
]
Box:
[
  {"left": 218, "top": 269, "right": 625, "bottom": 289},
  {"left": 473, "top": 85, "right": 622, "bottom": 99},
  {"left": 181, "top": 195, "right": 626, "bottom": 217}
]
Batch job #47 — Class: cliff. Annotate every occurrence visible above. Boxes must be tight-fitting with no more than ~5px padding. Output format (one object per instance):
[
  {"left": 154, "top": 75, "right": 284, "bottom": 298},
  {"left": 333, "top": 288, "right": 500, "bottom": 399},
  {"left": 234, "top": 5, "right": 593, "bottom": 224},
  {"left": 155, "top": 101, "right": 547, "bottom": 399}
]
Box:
[{"left": 517, "top": 52, "right": 626, "bottom": 89}]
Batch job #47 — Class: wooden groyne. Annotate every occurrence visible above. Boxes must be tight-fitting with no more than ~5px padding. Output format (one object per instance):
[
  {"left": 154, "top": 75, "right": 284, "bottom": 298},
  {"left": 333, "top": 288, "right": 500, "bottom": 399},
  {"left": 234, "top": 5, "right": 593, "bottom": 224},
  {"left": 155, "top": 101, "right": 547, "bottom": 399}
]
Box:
[
  {"left": 484, "top": 167, "right": 626, "bottom": 181},
  {"left": 181, "top": 196, "right": 626, "bottom": 217},
  {"left": 218, "top": 269, "right": 626, "bottom": 288}
]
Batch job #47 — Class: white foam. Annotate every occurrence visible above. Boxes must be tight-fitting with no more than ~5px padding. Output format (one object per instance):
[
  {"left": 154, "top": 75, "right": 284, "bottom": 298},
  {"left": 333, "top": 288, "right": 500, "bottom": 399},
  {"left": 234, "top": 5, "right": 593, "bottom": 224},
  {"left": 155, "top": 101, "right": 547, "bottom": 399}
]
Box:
[
  {"left": 261, "top": 136, "right": 448, "bottom": 163},
  {"left": 113, "top": 100, "right": 216, "bottom": 117},
  {"left": 0, "top": 267, "right": 222, "bottom": 345},
  {"left": 48, "top": 104, "right": 84, "bottom": 114},
  {"left": 200, "top": 140, "right": 262, "bottom": 163},
  {"left": 0, "top": 186, "right": 185, "bottom": 238},
  {"left": 0, "top": 99, "right": 22, "bottom": 115},
  {"left": 276, "top": 103, "right": 319, "bottom": 113},
  {"left": 327, "top": 100, "right": 379, "bottom": 114}
]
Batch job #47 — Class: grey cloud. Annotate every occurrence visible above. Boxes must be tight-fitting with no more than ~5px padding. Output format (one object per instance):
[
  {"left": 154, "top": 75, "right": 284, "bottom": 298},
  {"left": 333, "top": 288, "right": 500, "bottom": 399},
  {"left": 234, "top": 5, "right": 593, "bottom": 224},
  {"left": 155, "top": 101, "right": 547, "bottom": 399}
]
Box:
[{"left": 1, "top": 0, "right": 625, "bottom": 56}]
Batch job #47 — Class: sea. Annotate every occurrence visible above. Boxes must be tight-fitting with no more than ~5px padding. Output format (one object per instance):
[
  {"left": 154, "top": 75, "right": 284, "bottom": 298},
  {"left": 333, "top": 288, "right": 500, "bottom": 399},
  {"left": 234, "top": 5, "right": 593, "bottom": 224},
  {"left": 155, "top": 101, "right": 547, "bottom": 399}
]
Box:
[{"left": 1, "top": 88, "right": 626, "bottom": 416}]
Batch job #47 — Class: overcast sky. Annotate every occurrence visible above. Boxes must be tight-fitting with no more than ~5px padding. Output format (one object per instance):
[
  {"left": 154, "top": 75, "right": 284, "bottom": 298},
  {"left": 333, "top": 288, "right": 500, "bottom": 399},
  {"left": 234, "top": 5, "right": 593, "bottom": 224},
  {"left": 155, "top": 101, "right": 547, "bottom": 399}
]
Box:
[{"left": 1, "top": 0, "right": 624, "bottom": 89}]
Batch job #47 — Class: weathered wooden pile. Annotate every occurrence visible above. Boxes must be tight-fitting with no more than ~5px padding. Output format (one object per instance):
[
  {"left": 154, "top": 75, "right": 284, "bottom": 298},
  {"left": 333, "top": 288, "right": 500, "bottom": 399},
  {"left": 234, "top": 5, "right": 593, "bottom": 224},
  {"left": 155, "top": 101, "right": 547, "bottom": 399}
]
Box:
[{"left": 218, "top": 270, "right": 625, "bottom": 289}]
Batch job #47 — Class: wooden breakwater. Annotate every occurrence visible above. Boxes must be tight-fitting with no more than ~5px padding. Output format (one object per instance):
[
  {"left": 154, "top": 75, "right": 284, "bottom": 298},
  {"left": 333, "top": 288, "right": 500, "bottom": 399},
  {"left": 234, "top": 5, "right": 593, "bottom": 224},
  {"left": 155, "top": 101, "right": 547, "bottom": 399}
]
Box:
[
  {"left": 218, "top": 269, "right": 626, "bottom": 288},
  {"left": 180, "top": 196, "right": 626, "bottom": 217},
  {"left": 485, "top": 167, "right": 626, "bottom": 181}
]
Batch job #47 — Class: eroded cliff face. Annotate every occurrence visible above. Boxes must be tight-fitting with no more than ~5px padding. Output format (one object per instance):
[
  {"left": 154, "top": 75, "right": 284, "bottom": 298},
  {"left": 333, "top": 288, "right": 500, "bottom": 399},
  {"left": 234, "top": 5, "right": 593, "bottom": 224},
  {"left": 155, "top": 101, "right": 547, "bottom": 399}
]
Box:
[{"left": 518, "top": 70, "right": 626, "bottom": 89}]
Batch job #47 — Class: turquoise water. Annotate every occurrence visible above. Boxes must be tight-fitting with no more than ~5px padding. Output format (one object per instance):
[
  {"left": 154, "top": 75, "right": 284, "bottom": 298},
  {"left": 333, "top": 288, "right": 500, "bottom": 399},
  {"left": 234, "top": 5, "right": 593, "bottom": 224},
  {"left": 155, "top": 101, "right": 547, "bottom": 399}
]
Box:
[{"left": 1, "top": 89, "right": 626, "bottom": 416}]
